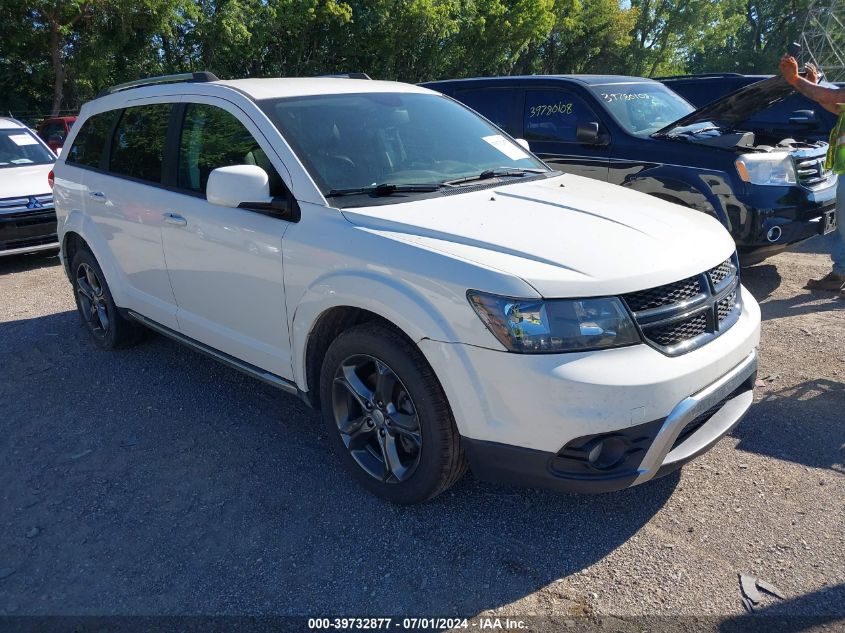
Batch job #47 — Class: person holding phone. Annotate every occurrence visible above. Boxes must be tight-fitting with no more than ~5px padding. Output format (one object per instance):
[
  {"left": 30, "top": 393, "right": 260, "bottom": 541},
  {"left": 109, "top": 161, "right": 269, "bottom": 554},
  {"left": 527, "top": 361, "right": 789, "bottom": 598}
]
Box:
[{"left": 780, "top": 53, "right": 845, "bottom": 297}]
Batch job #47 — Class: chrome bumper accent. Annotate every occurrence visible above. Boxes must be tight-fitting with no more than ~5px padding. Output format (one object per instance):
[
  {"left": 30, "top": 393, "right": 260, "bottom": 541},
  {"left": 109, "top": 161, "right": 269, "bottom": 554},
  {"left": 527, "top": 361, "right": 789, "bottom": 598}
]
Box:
[
  {"left": 0, "top": 241, "right": 60, "bottom": 257},
  {"left": 632, "top": 348, "right": 758, "bottom": 485}
]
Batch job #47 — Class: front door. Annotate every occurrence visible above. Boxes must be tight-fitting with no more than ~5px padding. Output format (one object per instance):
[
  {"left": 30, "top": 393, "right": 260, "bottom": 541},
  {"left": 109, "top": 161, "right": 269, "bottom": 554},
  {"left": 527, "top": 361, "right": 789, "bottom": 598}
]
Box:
[
  {"left": 159, "top": 100, "right": 294, "bottom": 379},
  {"left": 521, "top": 88, "right": 611, "bottom": 181}
]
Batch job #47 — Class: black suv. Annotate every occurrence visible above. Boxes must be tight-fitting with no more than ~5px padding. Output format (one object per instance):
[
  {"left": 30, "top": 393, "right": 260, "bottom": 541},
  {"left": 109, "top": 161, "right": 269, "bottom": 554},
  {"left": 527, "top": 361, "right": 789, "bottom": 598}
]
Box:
[
  {"left": 422, "top": 75, "right": 838, "bottom": 264},
  {"left": 660, "top": 73, "right": 840, "bottom": 144}
]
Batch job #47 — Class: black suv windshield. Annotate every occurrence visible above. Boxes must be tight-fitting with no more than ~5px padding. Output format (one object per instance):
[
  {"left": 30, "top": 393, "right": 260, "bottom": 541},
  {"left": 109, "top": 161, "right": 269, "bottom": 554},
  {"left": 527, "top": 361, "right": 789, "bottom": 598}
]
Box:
[
  {"left": 0, "top": 128, "right": 54, "bottom": 168},
  {"left": 588, "top": 83, "right": 699, "bottom": 136},
  {"left": 259, "top": 92, "right": 547, "bottom": 196}
]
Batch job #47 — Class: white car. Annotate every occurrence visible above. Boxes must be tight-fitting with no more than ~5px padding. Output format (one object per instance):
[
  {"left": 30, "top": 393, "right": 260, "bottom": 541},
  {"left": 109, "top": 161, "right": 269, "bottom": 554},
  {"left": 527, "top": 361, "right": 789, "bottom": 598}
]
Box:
[
  {"left": 52, "top": 73, "right": 761, "bottom": 504},
  {"left": 0, "top": 117, "right": 58, "bottom": 256}
]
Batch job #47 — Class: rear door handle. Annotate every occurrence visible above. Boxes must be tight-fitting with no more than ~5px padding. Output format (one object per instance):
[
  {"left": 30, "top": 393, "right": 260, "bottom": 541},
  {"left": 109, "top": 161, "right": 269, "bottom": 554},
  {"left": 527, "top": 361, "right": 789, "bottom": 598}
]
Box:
[
  {"left": 88, "top": 191, "right": 107, "bottom": 202},
  {"left": 162, "top": 212, "right": 187, "bottom": 227}
]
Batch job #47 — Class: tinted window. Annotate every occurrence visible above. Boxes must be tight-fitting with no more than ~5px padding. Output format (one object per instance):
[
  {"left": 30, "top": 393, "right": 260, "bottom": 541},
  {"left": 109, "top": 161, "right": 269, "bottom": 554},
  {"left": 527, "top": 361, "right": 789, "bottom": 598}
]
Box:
[
  {"left": 0, "top": 129, "right": 54, "bottom": 168},
  {"left": 178, "top": 103, "right": 284, "bottom": 195},
  {"left": 109, "top": 104, "right": 171, "bottom": 183},
  {"left": 455, "top": 89, "right": 517, "bottom": 133},
  {"left": 66, "top": 111, "right": 117, "bottom": 168},
  {"left": 742, "top": 94, "right": 833, "bottom": 127},
  {"left": 524, "top": 89, "right": 604, "bottom": 143},
  {"left": 664, "top": 82, "right": 731, "bottom": 107},
  {"left": 41, "top": 122, "right": 67, "bottom": 143}
]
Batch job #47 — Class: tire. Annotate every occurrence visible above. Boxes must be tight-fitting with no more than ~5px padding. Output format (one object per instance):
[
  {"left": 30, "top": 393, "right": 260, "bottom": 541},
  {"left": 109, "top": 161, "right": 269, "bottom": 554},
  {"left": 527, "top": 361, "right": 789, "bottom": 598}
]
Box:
[
  {"left": 70, "top": 247, "right": 143, "bottom": 350},
  {"left": 319, "top": 322, "right": 467, "bottom": 504}
]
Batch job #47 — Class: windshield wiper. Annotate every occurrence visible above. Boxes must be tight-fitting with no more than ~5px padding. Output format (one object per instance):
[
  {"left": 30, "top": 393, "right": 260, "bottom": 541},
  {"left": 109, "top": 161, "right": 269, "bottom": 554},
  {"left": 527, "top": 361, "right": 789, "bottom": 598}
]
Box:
[
  {"left": 443, "top": 168, "right": 547, "bottom": 187},
  {"left": 326, "top": 183, "right": 442, "bottom": 198}
]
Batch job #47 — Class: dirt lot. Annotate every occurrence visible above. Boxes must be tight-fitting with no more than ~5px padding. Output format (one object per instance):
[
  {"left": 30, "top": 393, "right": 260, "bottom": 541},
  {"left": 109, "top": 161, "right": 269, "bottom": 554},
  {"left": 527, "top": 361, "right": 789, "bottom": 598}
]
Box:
[{"left": 0, "top": 242, "right": 843, "bottom": 625}]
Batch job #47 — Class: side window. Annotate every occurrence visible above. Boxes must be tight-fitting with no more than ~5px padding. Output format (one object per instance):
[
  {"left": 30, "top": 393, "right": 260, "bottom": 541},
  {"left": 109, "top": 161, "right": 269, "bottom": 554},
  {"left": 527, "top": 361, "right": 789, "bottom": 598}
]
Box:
[
  {"left": 455, "top": 89, "right": 517, "bottom": 134},
  {"left": 65, "top": 111, "right": 118, "bottom": 168},
  {"left": 109, "top": 104, "right": 172, "bottom": 183},
  {"left": 524, "top": 90, "right": 600, "bottom": 143},
  {"left": 178, "top": 103, "right": 284, "bottom": 195}
]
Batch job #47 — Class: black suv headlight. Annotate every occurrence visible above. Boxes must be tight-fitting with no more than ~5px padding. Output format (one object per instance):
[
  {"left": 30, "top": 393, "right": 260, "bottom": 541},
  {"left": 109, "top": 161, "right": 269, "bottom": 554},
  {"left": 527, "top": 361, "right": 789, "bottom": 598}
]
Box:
[{"left": 467, "top": 291, "right": 641, "bottom": 353}]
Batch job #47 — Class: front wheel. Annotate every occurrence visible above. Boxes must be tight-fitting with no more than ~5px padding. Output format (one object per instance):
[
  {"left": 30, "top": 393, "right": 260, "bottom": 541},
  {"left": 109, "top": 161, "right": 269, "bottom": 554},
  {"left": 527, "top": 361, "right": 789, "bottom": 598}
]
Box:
[{"left": 319, "top": 322, "right": 467, "bottom": 504}]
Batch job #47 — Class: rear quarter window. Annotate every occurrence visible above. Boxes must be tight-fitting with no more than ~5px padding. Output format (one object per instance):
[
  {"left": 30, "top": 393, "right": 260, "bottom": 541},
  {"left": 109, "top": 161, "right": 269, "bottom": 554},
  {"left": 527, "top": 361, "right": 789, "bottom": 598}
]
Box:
[
  {"left": 454, "top": 88, "right": 518, "bottom": 135},
  {"left": 65, "top": 111, "right": 119, "bottom": 169}
]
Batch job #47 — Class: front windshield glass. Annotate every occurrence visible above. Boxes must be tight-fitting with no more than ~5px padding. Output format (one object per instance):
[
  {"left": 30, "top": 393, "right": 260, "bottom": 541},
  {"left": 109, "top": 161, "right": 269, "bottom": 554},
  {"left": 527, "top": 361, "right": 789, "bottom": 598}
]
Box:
[
  {"left": 0, "top": 128, "right": 54, "bottom": 168},
  {"left": 588, "top": 83, "right": 703, "bottom": 136},
  {"left": 259, "top": 92, "right": 547, "bottom": 194}
]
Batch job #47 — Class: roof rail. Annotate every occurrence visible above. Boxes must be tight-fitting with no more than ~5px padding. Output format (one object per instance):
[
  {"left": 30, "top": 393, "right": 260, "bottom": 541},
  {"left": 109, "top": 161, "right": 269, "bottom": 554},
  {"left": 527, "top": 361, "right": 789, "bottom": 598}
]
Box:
[
  {"left": 656, "top": 72, "right": 746, "bottom": 80},
  {"left": 319, "top": 73, "right": 372, "bottom": 80},
  {"left": 97, "top": 71, "right": 219, "bottom": 98}
]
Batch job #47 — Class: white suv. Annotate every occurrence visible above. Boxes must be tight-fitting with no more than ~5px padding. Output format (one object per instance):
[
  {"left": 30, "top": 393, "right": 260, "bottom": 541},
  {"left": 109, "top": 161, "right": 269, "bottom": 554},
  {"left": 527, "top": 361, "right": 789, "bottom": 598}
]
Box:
[{"left": 52, "top": 73, "right": 761, "bottom": 504}]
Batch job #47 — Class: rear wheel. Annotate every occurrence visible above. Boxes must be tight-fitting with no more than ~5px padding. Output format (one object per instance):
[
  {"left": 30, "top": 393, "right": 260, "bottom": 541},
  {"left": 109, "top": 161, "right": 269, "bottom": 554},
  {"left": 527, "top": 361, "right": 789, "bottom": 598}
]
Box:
[
  {"left": 320, "top": 322, "right": 467, "bottom": 504},
  {"left": 71, "top": 248, "right": 143, "bottom": 349}
]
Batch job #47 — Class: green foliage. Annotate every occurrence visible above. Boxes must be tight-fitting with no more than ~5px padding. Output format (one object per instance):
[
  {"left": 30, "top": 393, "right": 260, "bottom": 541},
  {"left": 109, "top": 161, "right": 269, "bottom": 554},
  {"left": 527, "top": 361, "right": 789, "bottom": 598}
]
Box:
[{"left": 0, "top": 0, "right": 810, "bottom": 119}]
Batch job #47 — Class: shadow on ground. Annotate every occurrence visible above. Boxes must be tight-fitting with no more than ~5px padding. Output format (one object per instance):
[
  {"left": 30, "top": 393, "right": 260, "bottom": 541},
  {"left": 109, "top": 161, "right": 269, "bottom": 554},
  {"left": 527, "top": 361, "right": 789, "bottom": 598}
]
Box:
[
  {"left": 732, "top": 379, "right": 845, "bottom": 473},
  {"left": 0, "top": 250, "right": 61, "bottom": 276},
  {"left": 741, "top": 262, "right": 842, "bottom": 320},
  {"left": 0, "top": 310, "right": 676, "bottom": 616}
]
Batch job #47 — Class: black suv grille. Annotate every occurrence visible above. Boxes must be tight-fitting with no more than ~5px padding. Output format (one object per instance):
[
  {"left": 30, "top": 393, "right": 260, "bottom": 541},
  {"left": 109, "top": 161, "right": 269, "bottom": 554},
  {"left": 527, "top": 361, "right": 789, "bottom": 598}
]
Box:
[{"left": 622, "top": 257, "right": 742, "bottom": 356}]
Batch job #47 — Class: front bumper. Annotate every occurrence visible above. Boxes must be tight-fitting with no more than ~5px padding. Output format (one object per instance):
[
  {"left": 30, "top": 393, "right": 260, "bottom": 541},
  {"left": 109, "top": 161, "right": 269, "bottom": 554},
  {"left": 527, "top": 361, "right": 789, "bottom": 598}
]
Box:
[
  {"left": 463, "top": 350, "right": 756, "bottom": 493},
  {"left": 730, "top": 182, "right": 836, "bottom": 264},
  {"left": 0, "top": 208, "right": 58, "bottom": 257},
  {"left": 419, "top": 286, "right": 761, "bottom": 493}
]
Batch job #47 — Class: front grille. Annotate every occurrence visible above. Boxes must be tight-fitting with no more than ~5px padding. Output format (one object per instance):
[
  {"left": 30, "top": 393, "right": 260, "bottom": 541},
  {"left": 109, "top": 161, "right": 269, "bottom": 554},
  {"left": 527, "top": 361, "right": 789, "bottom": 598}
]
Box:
[
  {"left": 794, "top": 155, "right": 833, "bottom": 188},
  {"left": 624, "top": 275, "right": 703, "bottom": 312},
  {"left": 648, "top": 314, "right": 708, "bottom": 347},
  {"left": 623, "top": 256, "right": 741, "bottom": 356},
  {"left": 0, "top": 193, "right": 54, "bottom": 215}
]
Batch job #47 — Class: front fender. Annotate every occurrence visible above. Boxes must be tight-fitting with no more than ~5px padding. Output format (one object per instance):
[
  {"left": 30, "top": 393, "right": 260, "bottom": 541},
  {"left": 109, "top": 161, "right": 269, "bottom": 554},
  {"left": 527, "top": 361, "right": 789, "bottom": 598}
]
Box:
[
  {"left": 290, "top": 269, "right": 494, "bottom": 390},
  {"left": 620, "top": 167, "right": 729, "bottom": 225}
]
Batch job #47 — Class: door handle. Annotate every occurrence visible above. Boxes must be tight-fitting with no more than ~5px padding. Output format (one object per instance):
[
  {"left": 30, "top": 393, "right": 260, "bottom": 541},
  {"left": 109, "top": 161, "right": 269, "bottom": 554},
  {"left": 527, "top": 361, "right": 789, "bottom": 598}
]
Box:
[
  {"left": 88, "top": 191, "right": 107, "bottom": 202},
  {"left": 162, "top": 212, "right": 187, "bottom": 227}
]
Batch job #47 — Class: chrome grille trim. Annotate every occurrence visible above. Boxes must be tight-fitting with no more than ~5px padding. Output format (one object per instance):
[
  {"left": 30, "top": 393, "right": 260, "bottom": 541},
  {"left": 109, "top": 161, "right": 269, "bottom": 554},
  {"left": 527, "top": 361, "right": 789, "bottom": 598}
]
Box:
[
  {"left": 623, "top": 257, "right": 742, "bottom": 356},
  {"left": 0, "top": 193, "right": 55, "bottom": 216},
  {"left": 793, "top": 155, "right": 833, "bottom": 188}
]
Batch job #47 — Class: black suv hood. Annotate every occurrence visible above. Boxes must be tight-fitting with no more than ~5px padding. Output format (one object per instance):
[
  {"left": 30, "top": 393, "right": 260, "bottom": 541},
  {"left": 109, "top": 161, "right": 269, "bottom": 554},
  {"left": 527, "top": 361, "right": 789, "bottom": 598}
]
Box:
[{"left": 656, "top": 76, "right": 793, "bottom": 135}]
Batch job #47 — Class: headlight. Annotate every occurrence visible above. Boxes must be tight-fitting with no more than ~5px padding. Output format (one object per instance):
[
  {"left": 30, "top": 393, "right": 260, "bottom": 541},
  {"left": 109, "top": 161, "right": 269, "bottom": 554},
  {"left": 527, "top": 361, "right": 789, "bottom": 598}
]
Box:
[
  {"left": 467, "top": 291, "right": 641, "bottom": 353},
  {"left": 735, "top": 152, "right": 796, "bottom": 186}
]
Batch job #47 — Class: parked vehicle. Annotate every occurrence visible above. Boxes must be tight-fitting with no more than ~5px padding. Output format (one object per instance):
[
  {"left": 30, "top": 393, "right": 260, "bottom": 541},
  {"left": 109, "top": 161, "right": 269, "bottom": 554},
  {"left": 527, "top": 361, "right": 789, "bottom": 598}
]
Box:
[
  {"left": 0, "top": 117, "right": 58, "bottom": 257},
  {"left": 423, "top": 75, "right": 838, "bottom": 264},
  {"left": 52, "top": 73, "right": 761, "bottom": 503},
  {"left": 659, "top": 73, "right": 839, "bottom": 144},
  {"left": 37, "top": 116, "right": 77, "bottom": 153}
]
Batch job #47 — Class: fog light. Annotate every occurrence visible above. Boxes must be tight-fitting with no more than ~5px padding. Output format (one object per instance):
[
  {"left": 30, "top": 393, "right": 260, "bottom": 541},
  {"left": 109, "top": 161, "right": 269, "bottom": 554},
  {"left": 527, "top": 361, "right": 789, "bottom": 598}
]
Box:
[
  {"left": 766, "top": 225, "right": 782, "bottom": 243},
  {"left": 585, "top": 437, "right": 627, "bottom": 470}
]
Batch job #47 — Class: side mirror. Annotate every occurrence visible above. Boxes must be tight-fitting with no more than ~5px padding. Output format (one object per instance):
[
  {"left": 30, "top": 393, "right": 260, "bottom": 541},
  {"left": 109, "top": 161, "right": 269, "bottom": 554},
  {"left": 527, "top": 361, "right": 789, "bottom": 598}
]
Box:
[
  {"left": 576, "top": 122, "right": 604, "bottom": 145},
  {"left": 206, "top": 164, "right": 300, "bottom": 222},
  {"left": 515, "top": 138, "right": 531, "bottom": 151},
  {"left": 788, "top": 109, "right": 817, "bottom": 125}
]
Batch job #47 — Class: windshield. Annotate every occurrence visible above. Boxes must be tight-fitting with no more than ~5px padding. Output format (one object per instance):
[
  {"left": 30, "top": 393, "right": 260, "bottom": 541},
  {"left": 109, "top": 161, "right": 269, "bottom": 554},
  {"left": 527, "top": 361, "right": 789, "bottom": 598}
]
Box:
[
  {"left": 0, "top": 128, "right": 54, "bottom": 168},
  {"left": 259, "top": 92, "right": 547, "bottom": 195},
  {"left": 588, "top": 83, "right": 701, "bottom": 136}
]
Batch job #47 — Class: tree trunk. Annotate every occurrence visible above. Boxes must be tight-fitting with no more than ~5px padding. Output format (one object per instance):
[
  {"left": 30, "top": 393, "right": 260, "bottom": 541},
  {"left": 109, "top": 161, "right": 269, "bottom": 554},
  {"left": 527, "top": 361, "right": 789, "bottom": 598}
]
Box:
[{"left": 49, "top": 17, "right": 64, "bottom": 116}]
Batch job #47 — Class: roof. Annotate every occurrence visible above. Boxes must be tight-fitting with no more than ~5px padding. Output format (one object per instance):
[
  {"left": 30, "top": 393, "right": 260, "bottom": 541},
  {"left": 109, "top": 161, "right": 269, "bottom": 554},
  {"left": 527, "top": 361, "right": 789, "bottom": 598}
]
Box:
[
  {"left": 423, "top": 74, "right": 661, "bottom": 87},
  {"left": 216, "top": 77, "right": 434, "bottom": 100},
  {"left": 0, "top": 117, "right": 27, "bottom": 130}
]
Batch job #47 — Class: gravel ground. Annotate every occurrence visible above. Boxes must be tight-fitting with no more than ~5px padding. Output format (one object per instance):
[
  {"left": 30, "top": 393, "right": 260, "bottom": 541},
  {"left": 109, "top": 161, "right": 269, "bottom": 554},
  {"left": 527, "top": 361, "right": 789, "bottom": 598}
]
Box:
[{"left": 0, "top": 245, "right": 843, "bottom": 624}]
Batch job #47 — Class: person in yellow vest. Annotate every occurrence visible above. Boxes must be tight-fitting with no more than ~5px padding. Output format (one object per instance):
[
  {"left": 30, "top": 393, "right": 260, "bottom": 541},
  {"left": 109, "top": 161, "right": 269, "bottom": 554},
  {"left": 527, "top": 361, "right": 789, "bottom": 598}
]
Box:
[{"left": 780, "top": 54, "right": 845, "bottom": 298}]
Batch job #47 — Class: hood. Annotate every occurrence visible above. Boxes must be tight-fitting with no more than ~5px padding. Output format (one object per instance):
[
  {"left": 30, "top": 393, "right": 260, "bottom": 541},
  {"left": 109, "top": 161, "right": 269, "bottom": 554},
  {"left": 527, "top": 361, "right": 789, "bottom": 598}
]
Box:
[
  {"left": 340, "top": 174, "right": 736, "bottom": 298},
  {"left": 0, "top": 163, "right": 53, "bottom": 199},
  {"left": 657, "top": 76, "right": 794, "bottom": 135}
]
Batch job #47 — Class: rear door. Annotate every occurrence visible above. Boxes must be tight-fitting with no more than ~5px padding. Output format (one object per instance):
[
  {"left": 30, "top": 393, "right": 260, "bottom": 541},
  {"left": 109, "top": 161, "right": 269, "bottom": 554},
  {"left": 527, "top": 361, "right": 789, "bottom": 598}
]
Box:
[
  {"left": 81, "top": 101, "right": 180, "bottom": 329},
  {"left": 520, "top": 87, "right": 611, "bottom": 180},
  {"left": 158, "top": 98, "right": 293, "bottom": 378}
]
